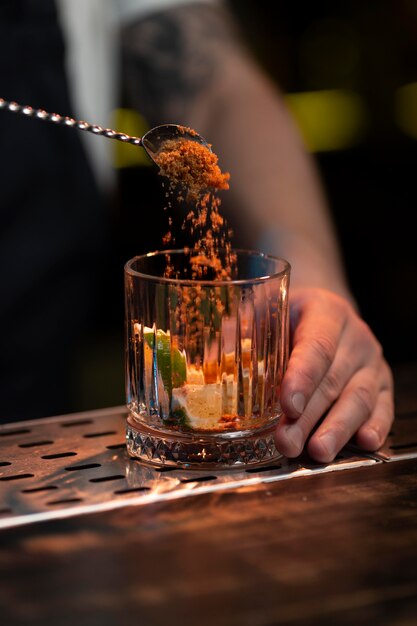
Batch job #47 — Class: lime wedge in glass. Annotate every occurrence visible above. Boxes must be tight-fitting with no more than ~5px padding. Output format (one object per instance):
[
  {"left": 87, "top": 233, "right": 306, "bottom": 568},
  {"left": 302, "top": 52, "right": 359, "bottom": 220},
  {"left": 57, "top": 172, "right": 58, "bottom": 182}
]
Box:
[{"left": 143, "top": 327, "right": 186, "bottom": 395}]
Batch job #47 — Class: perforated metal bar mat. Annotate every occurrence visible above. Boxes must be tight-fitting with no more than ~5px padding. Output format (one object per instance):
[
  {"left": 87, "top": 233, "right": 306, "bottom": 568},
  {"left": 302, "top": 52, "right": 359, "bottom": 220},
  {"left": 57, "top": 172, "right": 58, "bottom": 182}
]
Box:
[{"left": 0, "top": 407, "right": 415, "bottom": 529}]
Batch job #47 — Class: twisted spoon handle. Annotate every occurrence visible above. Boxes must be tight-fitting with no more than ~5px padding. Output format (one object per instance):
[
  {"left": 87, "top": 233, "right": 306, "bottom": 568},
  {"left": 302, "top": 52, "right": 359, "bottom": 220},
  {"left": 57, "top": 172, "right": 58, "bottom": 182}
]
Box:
[{"left": 0, "top": 98, "right": 143, "bottom": 146}]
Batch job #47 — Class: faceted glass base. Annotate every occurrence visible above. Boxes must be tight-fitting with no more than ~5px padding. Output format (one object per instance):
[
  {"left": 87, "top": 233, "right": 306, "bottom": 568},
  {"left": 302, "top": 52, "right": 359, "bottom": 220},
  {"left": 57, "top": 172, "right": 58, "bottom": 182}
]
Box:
[{"left": 126, "top": 414, "right": 282, "bottom": 469}]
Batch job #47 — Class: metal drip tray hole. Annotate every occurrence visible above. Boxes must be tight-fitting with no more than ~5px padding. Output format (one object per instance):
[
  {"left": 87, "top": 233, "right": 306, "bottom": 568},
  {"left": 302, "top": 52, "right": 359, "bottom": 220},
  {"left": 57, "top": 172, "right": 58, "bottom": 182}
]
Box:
[
  {"left": 60, "top": 420, "right": 93, "bottom": 428},
  {"left": 46, "top": 498, "right": 83, "bottom": 507},
  {"left": 0, "top": 473, "right": 34, "bottom": 481},
  {"left": 89, "top": 475, "right": 125, "bottom": 483},
  {"left": 22, "top": 485, "right": 58, "bottom": 494},
  {"left": 106, "top": 443, "right": 127, "bottom": 450},
  {"left": 0, "top": 428, "right": 31, "bottom": 437},
  {"left": 41, "top": 452, "right": 77, "bottom": 460},
  {"left": 19, "top": 440, "right": 53, "bottom": 449},
  {"left": 180, "top": 475, "right": 217, "bottom": 484},
  {"left": 83, "top": 431, "right": 117, "bottom": 439},
  {"left": 0, "top": 462, "right": 11, "bottom": 467},
  {"left": 0, "top": 508, "right": 12, "bottom": 515},
  {"left": 65, "top": 463, "right": 102, "bottom": 472}
]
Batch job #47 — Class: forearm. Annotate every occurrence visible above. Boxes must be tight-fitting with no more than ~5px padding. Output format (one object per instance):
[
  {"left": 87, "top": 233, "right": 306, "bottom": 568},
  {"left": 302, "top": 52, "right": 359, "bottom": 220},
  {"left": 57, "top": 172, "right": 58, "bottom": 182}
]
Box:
[{"left": 120, "top": 3, "right": 352, "bottom": 299}]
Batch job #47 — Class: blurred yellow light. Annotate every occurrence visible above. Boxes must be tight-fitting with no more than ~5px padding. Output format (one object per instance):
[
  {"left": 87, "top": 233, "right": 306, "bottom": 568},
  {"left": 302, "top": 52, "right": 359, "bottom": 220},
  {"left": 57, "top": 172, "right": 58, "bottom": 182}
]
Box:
[
  {"left": 395, "top": 82, "right": 417, "bottom": 139},
  {"left": 111, "top": 108, "right": 151, "bottom": 168},
  {"left": 284, "top": 89, "right": 367, "bottom": 152}
]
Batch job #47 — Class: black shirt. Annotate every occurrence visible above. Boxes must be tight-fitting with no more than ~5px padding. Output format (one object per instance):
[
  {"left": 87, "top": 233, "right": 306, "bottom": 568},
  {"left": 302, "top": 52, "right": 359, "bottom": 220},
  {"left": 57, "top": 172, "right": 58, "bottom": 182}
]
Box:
[{"left": 0, "top": 0, "right": 108, "bottom": 421}]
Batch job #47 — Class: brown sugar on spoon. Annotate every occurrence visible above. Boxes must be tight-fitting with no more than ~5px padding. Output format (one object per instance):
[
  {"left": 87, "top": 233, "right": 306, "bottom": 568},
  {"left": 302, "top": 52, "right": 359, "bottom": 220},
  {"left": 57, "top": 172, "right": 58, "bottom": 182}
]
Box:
[{"left": 154, "top": 135, "right": 230, "bottom": 200}]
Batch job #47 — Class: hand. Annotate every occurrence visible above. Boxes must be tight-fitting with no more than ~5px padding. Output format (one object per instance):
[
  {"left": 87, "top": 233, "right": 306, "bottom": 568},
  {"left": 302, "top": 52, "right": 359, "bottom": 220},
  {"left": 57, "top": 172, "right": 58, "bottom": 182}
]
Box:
[{"left": 275, "top": 288, "right": 394, "bottom": 463}]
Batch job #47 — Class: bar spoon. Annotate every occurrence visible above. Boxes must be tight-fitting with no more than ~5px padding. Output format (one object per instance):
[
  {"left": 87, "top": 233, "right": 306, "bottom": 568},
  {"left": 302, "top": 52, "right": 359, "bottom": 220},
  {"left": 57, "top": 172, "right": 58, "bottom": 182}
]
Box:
[{"left": 0, "top": 97, "right": 210, "bottom": 165}]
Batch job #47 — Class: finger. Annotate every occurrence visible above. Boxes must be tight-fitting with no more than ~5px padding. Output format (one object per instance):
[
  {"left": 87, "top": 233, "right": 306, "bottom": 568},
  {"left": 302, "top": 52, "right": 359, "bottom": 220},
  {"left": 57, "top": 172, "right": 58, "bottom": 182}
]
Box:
[
  {"left": 355, "top": 369, "right": 394, "bottom": 451},
  {"left": 275, "top": 364, "right": 381, "bottom": 460},
  {"left": 274, "top": 415, "right": 310, "bottom": 459},
  {"left": 281, "top": 295, "right": 347, "bottom": 420},
  {"left": 275, "top": 353, "right": 352, "bottom": 460},
  {"left": 306, "top": 366, "right": 383, "bottom": 463},
  {"left": 282, "top": 302, "right": 382, "bottom": 423},
  {"left": 285, "top": 320, "right": 381, "bottom": 435}
]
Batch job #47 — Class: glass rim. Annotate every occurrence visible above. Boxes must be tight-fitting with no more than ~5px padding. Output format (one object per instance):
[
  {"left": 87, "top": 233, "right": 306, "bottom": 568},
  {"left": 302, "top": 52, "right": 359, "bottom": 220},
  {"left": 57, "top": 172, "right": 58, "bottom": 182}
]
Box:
[{"left": 124, "top": 248, "right": 291, "bottom": 286}]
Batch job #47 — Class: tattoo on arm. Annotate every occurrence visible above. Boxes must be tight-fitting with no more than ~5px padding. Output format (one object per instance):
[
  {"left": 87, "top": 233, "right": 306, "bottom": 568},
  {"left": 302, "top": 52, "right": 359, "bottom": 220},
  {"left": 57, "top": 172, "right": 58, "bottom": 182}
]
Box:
[{"left": 120, "top": 3, "right": 247, "bottom": 125}]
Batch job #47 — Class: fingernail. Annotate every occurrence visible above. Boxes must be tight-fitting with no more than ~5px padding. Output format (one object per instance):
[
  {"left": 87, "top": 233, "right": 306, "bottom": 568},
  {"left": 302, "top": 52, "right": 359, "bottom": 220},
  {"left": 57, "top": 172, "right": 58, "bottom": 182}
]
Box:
[
  {"left": 291, "top": 392, "right": 306, "bottom": 415},
  {"left": 285, "top": 424, "right": 303, "bottom": 451},
  {"left": 318, "top": 432, "right": 337, "bottom": 459}
]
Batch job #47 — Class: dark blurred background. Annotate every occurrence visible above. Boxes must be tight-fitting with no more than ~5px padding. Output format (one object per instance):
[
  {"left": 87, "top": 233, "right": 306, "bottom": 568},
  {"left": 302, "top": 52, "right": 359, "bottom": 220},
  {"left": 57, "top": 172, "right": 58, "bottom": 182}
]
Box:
[
  {"left": 74, "top": 0, "right": 417, "bottom": 412},
  {"left": 227, "top": 0, "right": 417, "bottom": 365}
]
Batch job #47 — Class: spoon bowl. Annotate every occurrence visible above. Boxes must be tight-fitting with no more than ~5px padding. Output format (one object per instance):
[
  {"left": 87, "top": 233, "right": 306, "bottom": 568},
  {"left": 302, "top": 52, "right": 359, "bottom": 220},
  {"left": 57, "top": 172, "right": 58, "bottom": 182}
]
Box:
[{"left": 141, "top": 124, "right": 211, "bottom": 165}]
